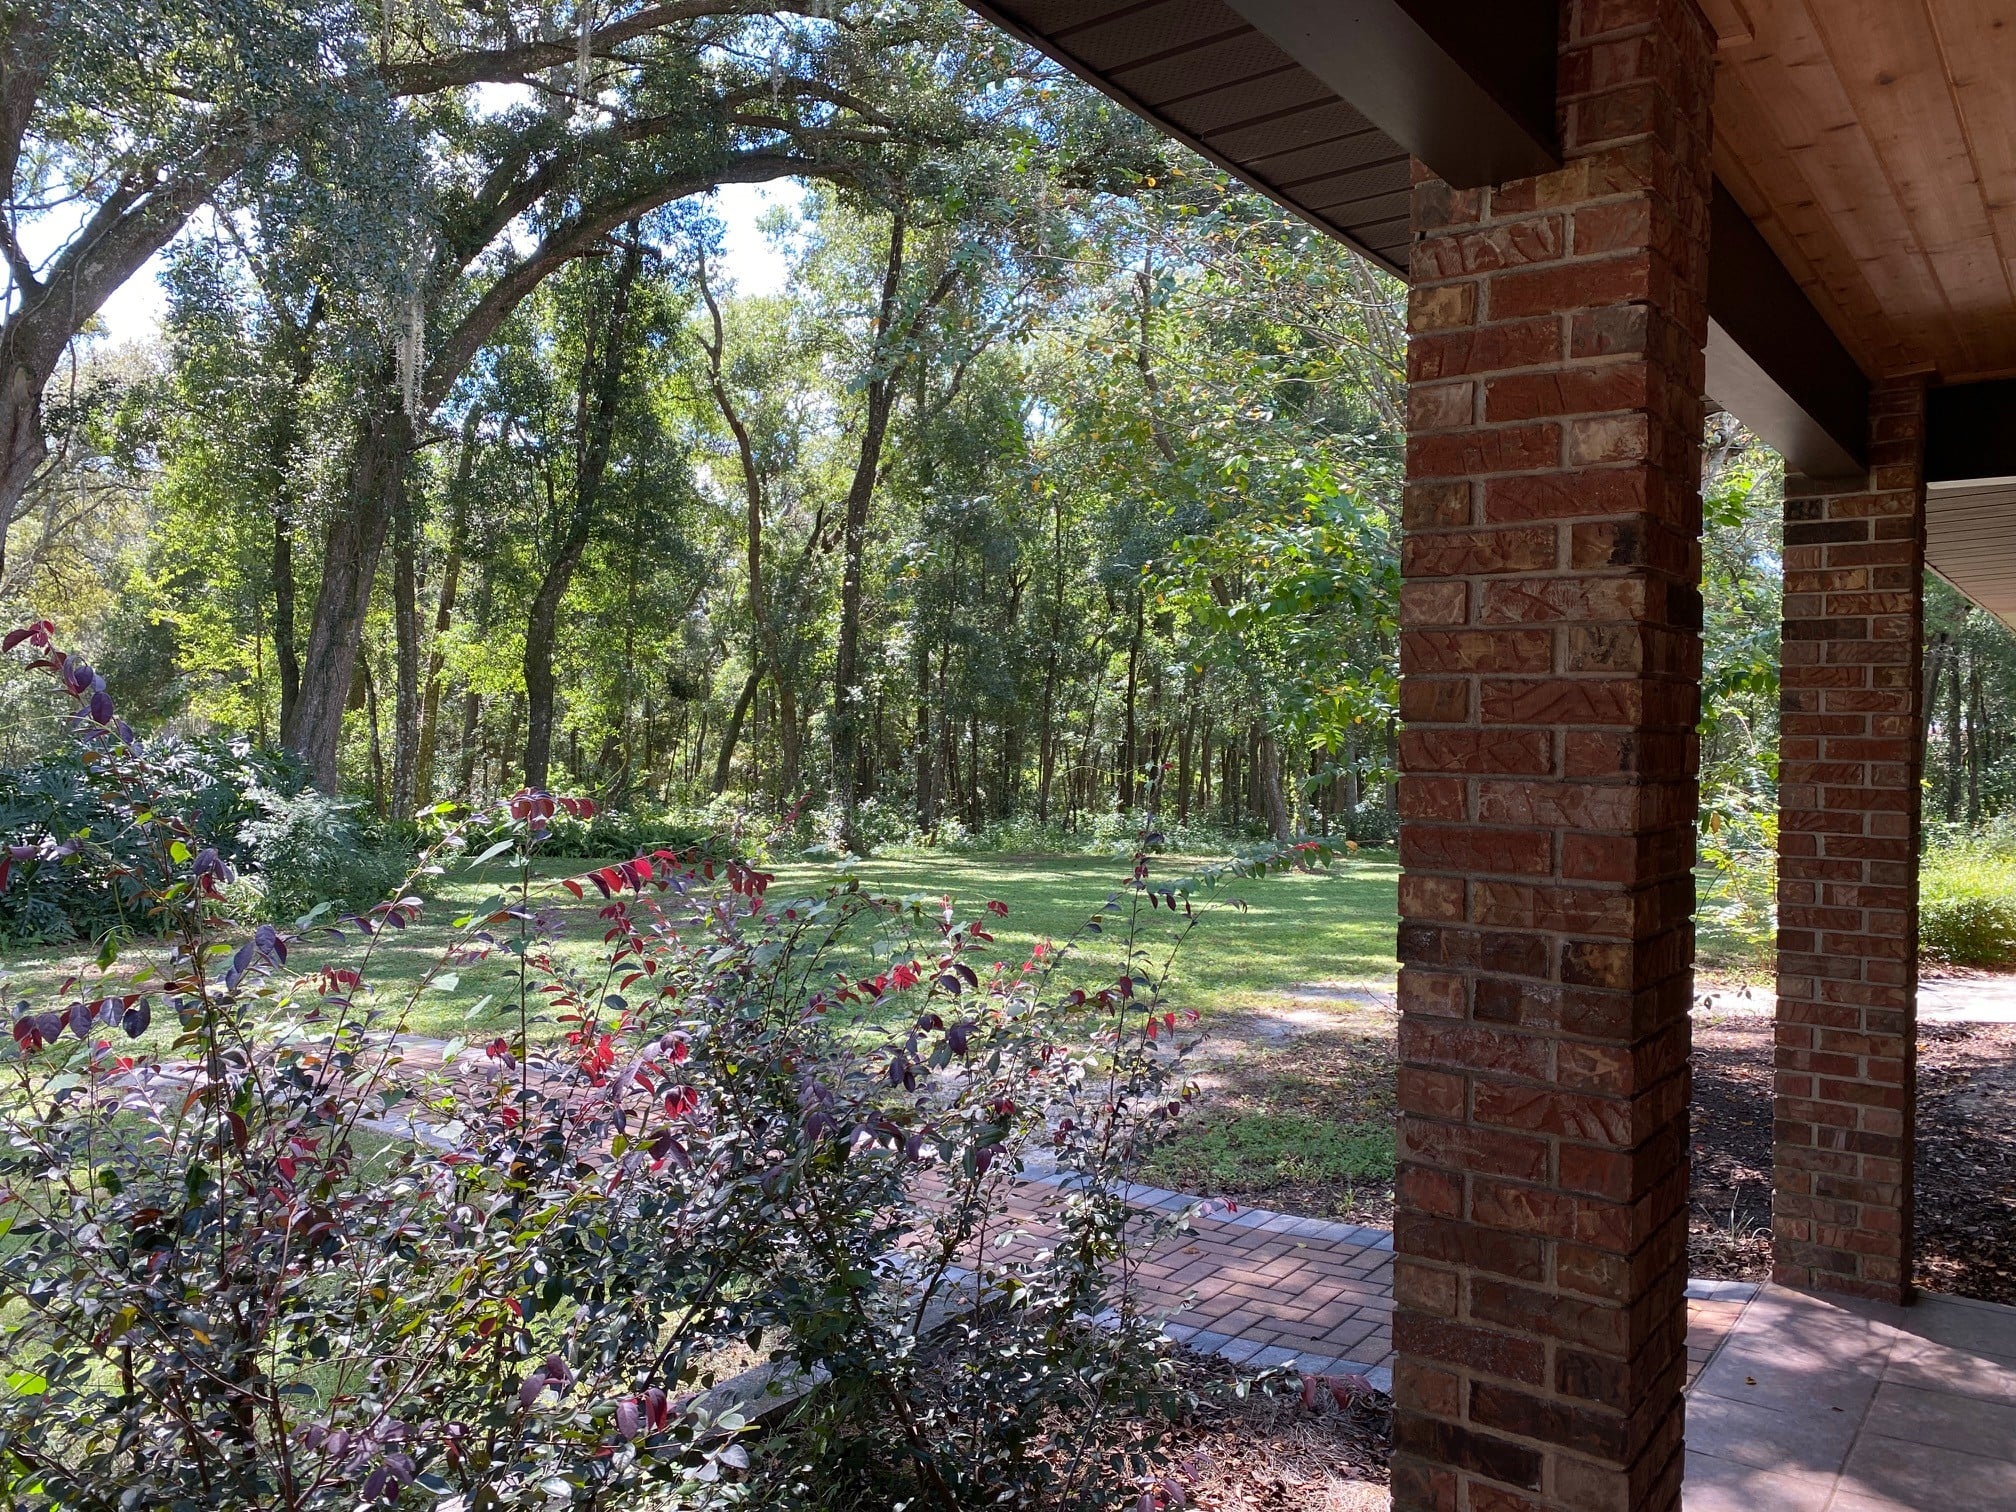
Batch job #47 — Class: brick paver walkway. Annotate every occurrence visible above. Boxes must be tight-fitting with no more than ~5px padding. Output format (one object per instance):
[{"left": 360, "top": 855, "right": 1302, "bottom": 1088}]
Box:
[{"left": 1014, "top": 1171, "right": 1756, "bottom": 1394}]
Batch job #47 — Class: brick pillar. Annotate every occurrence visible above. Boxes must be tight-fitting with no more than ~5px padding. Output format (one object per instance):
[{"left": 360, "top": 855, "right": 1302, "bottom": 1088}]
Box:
[
  {"left": 1771, "top": 378, "right": 1927, "bottom": 1306},
  {"left": 1392, "top": 2, "right": 1713, "bottom": 1510}
]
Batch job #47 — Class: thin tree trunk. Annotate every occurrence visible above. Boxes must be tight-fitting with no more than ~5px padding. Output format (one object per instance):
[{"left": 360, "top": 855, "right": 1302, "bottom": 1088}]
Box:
[
  {"left": 915, "top": 642, "right": 935, "bottom": 832},
  {"left": 831, "top": 210, "right": 908, "bottom": 854},
  {"left": 1194, "top": 709, "right": 1213, "bottom": 819},
  {"left": 713, "top": 671, "right": 760, "bottom": 795},
  {"left": 523, "top": 226, "right": 643, "bottom": 789},
  {"left": 776, "top": 681, "right": 801, "bottom": 799},
  {"left": 1947, "top": 640, "right": 1966, "bottom": 822},
  {"left": 1344, "top": 725, "right": 1362, "bottom": 839},
  {"left": 267, "top": 288, "right": 322, "bottom": 741},
  {"left": 389, "top": 485, "right": 422, "bottom": 820},
  {"left": 1968, "top": 660, "right": 1985, "bottom": 826},
  {"left": 1119, "top": 593, "right": 1142, "bottom": 811},
  {"left": 1257, "top": 730, "right": 1292, "bottom": 842},
  {"left": 1924, "top": 633, "right": 1951, "bottom": 745},
  {"left": 456, "top": 690, "right": 482, "bottom": 801},
  {"left": 1037, "top": 489, "right": 1065, "bottom": 823},
  {"left": 271, "top": 496, "right": 302, "bottom": 738},
  {"left": 362, "top": 652, "right": 387, "bottom": 820},
  {"left": 415, "top": 414, "right": 477, "bottom": 804}
]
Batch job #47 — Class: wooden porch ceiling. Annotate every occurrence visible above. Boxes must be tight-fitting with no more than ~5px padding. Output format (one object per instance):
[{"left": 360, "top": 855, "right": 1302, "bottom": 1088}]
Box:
[
  {"left": 971, "top": 0, "right": 2016, "bottom": 387},
  {"left": 1707, "top": 0, "right": 2016, "bottom": 386}
]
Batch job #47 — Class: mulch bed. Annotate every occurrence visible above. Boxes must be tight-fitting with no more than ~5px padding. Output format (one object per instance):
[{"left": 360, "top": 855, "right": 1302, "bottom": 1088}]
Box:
[
  {"left": 1185, "top": 998, "right": 2016, "bottom": 1307},
  {"left": 1688, "top": 1014, "right": 2016, "bottom": 1303},
  {"left": 1149, "top": 1348, "right": 1391, "bottom": 1512},
  {"left": 1915, "top": 1022, "right": 2016, "bottom": 1303},
  {"left": 1686, "top": 1014, "right": 1777, "bottom": 1282}
]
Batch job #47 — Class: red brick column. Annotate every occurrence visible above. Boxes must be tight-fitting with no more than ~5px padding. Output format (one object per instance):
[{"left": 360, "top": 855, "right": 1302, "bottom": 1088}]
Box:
[
  {"left": 1392, "top": 2, "right": 1713, "bottom": 1510},
  {"left": 1772, "top": 378, "right": 1927, "bottom": 1305}
]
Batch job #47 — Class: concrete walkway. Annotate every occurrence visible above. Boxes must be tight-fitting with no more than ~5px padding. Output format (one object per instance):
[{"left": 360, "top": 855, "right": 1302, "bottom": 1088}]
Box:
[
  {"left": 1915, "top": 973, "right": 2016, "bottom": 1023},
  {"left": 1686, "top": 1284, "right": 2016, "bottom": 1511},
  {"left": 1693, "top": 971, "right": 2016, "bottom": 1024}
]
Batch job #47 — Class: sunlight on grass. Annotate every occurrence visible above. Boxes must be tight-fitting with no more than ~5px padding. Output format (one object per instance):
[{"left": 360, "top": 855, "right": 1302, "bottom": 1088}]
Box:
[
  {"left": 1145, "top": 1111, "right": 1396, "bottom": 1196},
  {"left": 0, "top": 850, "right": 1401, "bottom": 1040}
]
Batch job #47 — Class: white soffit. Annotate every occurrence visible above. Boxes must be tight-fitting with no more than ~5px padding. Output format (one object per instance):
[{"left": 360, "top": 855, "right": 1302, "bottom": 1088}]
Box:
[{"left": 1926, "top": 478, "right": 2016, "bottom": 632}]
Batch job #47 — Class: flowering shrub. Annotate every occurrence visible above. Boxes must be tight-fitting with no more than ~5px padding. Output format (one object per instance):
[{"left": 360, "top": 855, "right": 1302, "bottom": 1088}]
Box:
[{"left": 0, "top": 621, "right": 1325, "bottom": 1510}]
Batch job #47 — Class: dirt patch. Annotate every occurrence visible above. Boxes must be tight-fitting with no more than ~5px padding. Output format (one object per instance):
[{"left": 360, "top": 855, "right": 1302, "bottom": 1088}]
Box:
[{"left": 1152, "top": 1001, "right": 1398, "bottom": 1227}]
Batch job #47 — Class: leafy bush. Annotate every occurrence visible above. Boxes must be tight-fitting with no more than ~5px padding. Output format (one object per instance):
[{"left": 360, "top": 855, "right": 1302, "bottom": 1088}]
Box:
[
  {"left": 1695, "top": 793, "right": 1777, "bottom": 974},
  {"left": 1921, "top": 826, "right": 2016, "bottom": 968},
  {"left": 455, "top": 795, "right": 745, "bottom": 862},
  {"left": 0, "top": 727, "right": 292, "bottom": 944},
  {"left": 0, "top": 620, "right": 1317, "bottom": 1512},
  {"left": 240, "top": 785, "right": 416, "bottom": 921},
  {"left": 1339, "top": 798, "right": 1397, "bottom": 848}
]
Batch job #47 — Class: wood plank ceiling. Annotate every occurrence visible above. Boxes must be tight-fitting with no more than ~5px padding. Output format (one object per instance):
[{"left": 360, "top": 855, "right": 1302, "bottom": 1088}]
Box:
[{"left": 1707, "top": 0, "right": 2016, "bottom": 384}]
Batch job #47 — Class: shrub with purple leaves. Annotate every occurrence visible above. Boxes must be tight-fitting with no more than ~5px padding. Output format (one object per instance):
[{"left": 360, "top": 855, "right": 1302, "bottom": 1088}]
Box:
[{"left": 0, "top": 621, "right": 1333, "bottom": 1511}]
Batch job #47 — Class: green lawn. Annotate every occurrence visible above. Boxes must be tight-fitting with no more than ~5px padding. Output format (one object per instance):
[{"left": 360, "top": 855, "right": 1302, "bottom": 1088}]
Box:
[{"left": 0, "top": 850, "right": 1402, "bottom": 1042}]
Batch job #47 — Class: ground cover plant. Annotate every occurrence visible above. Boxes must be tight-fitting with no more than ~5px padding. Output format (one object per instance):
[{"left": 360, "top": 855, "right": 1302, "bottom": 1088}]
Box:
[{"left": 0, "top": 623, "right": 1344, "bottom": 1511}]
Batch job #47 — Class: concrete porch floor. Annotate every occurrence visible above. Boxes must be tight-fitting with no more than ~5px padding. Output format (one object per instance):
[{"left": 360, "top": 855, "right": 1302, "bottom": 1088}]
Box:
[{"left": 1684, "top": 1283, "right": 2016, "bottom": 1511}]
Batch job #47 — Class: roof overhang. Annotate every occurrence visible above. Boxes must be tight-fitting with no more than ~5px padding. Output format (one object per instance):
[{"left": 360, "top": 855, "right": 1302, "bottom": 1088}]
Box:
[
  {"left": 1924, "top": 381, "right": 2016, "bottom": 630},
  {"left": 965, "top": 0, "right": 1876, "bottom": 481},
  {"left": 1220, "top": 0, "right": 1559, "bottom": 190}
]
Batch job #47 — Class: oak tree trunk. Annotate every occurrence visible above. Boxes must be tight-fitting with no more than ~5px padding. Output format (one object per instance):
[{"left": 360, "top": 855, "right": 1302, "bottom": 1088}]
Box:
[{"left": 286, "top": 400, "right": 414, "bottom": 792}]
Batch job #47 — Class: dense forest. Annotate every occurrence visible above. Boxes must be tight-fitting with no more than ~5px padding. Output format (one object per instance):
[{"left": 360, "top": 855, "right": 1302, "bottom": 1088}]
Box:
[
  {"left": 4, "top": 0, "right": 2015, "bottom": 874},
  {"left": 3, "top": 0, "right": 1414, "bottom": 859}
]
